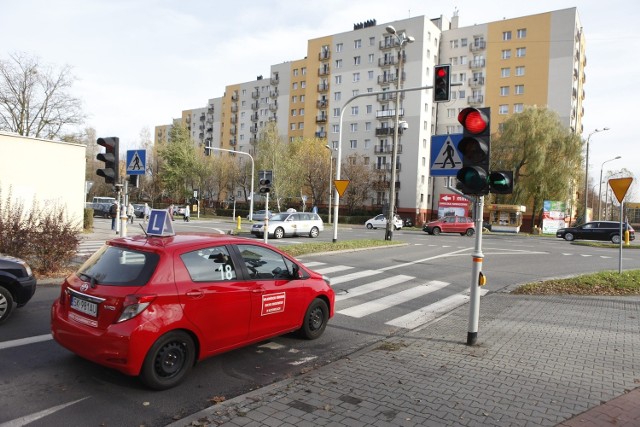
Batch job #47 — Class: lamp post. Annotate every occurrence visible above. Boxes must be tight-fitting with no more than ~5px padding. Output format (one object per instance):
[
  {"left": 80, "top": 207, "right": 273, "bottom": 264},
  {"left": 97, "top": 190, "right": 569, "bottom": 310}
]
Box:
[
  {"left": 325, "top": 145, "right": 334, "bottom": 224},
  {"left": 598, "top": 155, "right": 621, "bottom": 220},
  {"left": 384, "top": 25, "right": 414, "bottom": 241},
  {"left": 206, "top": 145, "right": 255, "bottom": 221},
  {"left": 583, "top": 127, "right": 610, "bottom": 221}
]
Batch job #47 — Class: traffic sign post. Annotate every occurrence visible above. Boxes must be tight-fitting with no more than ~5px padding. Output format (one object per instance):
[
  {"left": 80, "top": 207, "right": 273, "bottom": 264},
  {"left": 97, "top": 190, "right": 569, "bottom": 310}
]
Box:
[{"left": 609, "top": 177, "right": 634, "bottom": 273}]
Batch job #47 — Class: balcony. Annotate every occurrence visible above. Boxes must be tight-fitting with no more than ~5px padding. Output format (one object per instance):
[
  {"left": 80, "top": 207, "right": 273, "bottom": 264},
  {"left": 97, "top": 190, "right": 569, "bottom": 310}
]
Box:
[
  {"left": 319, "top": 50, "right": 330, "bottom": 61},
  {"left": 375, "top": 108, "right": 404, "bottom": 119},
  {"left": 317, "top": 83, "right": 329, "bottom": 92},
  {"left": 468, "top": 95, "right": 484, "bottom": 105},
  {"left": 229, "top": 126, "right": 237, "bottom": 135},
  {"left": 378, "top": 56, "right": 396, "bottom": 67},
  {"left": 199, "top": 132, "right": 204, "bottom": 139},
  {"left": 199, "top": 124, "right": 205, "bottom": 130},
  {"left": 251, "top": 112, "right": 259, "bottom": 122},
  {"left": 469, "top": 59, "right": 486, "bottom": 69},
  {"left": 373, "top": 163, "right": 401, "bottom": 172},
  {"left": 231, "top": 92, "right": 238, "bottom": 101},
  {"left": 271, "top": 76, "right": 279, "bottom": 85},
  {"left": 268, "top": 114, "right": 278, "bottom": 122},
  {"left": 251, "top": 101, "right": 259, "bottom": 110},
  {"left": 316, "top": 115, "right": 328, "bottom": 123},
  {"left": 270, "top": 90, "right": 278, "bottom": 98},
  {"left": 469, "top": 41, "right": 486, "bottom": 52},
  {"left": 468, "top": 77, "right": 485, "bottom": 88},
  {"left": 315, "top": 131, "right": 327, "bottom": 138},
  {"left": 207, "top": 127, "right": 213, "bottom": 134},
  {"left": 230, "top": 115, "right": 237, "bottom": 124},
  {"left": 376, "top": 92, "right": 403, "bottom": 102},
  {"left": 269, "top": 103, "right": 277, "bottom": 112},
  {"left": 250, "top": 125, "right": 258, "bottom": 134},
  {"left": 377, "top": 72, "right": 405, "bottom": 85},
  {"left": 317, "top": 100, "right": 328, "bottom": 109},
  {"left": 374, "top": 144, "right": 403, "bottom": 154},
  {"left": 199, "top": 113, "right": 205, "bottom": 121},
  {"left": 231, "top": 105, "right": 238, "bottom": 113},
  {"left": 318, "top": 67, "right": 330, "bottom": 76},
  {"left": 229, "top": 138, "right": 237, "bottom": 146},
  {"left": 379, "top": 39, "right": 400, "bottom": 50},
  {"left": 249, "top": 136, "right": 258, "bottom": 145},
  {"left": 375, "top": 127, "right": 403, "bottom": 136},
  {"left": 252, "top": 90, "right": 260, "bottom": 99}
]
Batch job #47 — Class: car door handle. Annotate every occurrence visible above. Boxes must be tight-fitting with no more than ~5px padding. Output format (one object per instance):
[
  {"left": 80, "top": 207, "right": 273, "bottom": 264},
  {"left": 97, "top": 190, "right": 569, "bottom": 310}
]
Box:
[
  {"left": 252, "top": 288, "right": 264, "bottom": 293},
  {"left": 186, "top": 290, "right": 204, "bottom": 298}
]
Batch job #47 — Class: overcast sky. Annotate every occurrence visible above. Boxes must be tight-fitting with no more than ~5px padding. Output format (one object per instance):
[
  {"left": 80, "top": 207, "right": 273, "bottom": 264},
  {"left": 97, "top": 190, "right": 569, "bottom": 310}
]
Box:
[{"left": 2, "top": 0, "right": 638, "bottom": 199}]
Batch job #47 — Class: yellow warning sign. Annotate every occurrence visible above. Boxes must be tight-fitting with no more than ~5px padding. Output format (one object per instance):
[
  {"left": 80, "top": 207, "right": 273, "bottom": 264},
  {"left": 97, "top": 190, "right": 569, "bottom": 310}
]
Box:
[
  {"left": 334, "top": 180, "right": 350, "bottom": 197},
  {"left": 609, "top": 177, "right": 633, "bottom": 203}
]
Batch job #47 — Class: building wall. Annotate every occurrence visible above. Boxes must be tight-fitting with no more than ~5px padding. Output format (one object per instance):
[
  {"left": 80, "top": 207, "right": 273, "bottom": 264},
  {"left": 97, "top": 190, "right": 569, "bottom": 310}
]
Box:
[{"left": 0, "top": 132, "right": 86, "bottom": 225}]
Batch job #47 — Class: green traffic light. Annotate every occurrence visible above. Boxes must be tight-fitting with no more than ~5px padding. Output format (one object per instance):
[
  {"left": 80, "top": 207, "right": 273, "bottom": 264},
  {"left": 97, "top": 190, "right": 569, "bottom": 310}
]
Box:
[{"left": 488, "top": 171, "right": 514, "bottom": 194}]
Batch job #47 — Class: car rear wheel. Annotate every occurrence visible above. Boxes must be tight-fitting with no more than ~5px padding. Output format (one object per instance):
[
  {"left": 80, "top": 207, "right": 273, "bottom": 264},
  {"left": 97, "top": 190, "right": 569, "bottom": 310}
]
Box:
[
  {"left": 309, "top": 226, "right": 319, "bottom": 238},
  {"left": 274, "top": 227, "right": 285, "bottom": 239},
  {"left": 564, "top": 232, "right": 575, "bottom": 241},
  {"left": 432, "top": 227, "right": 441, "bottom": 236},
  {"left": 140, "top": 331, "right": 196, "bottom": 390},
  {"left": 0, "top": 286, "right": 15, "bottom": 324},
  {"left": 612, "top": 234, "right": 621, "bottom": 244},
  {"left": 298, "top": 298, "right": 329, "bottom": 340},
  {"left": 465, "top": 228, "right": 475, "bottom": 237},
  {"left": 366, "top": 223, "right": 373, "bottom": 229}
]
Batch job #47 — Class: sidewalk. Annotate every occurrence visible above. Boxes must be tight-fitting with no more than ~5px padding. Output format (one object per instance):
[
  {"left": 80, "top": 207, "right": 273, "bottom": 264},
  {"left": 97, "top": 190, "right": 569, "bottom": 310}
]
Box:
[{"left": 169, "top": 292, "right": 640, "bottom": 427}]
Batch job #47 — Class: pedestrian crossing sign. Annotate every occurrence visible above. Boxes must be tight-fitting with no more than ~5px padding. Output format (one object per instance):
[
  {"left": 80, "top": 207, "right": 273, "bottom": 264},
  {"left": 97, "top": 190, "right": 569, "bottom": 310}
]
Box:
[
  {"left": 126, "top": 150, "right": 146, "bottom": 175},
  {"left": 430, "top": 134, "right": 463, "bottom": 176},
  {"left": 147, "top": 209, "right": 174, "bottom": 237}
]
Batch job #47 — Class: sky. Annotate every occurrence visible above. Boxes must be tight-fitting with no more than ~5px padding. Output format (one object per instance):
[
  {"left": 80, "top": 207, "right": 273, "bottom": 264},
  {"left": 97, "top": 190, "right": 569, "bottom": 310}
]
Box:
[{"left": 1, "top": 0, "right": 639, "bottom": 200}]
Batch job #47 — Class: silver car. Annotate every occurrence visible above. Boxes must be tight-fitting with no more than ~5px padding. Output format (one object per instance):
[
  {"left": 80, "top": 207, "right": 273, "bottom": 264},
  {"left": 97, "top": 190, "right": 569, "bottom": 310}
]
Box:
[{"left": 251, "top": 212, "right": 324, "bottom": 239}]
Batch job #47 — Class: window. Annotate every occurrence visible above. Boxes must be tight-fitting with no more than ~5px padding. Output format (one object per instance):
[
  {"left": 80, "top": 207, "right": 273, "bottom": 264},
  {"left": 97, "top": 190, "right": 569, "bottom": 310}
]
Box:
[
  {"left": 334, "top": 92, "right": 341, "bottom": 101},
  {"left": 293, "top": 68, "right": 299, "bottom": 76},
  {"left": 290, "top": 123, "right": 296, "bottom": 130},
  {"left": 350, "top": 139, "right": 357, "bottom": 149},
  {"left": 369, "top": 36, "right": 375, "bottom": 46},
  {"left": 514, "top": 103, "right": 524, "bottom": 113},
  {"left": 353, "top": 72, "right": 360, "bottom": 82},
  {"left": 517, "top": 28, "right": 527, "bottom": 39},
  {"left": 515, "top": 84, "right": 524, "bottom": 95},
  {"left": 299, "top": 108, "right": 304, "bottom": 116},
  {"left": 502, "top": 31, "right": 512, "bottom": 41},
  {"left": 364, "top": 139, "right": 371, "bottom": 149},
  {"left": 450, "top": 39, "right": 459, "bottom": 49},
  {"left": 333, "top": 108, "right": 340, "bottom": 117},
  {"left": 501, "top": 49, "right": 511, "bottom": 59},
  {"left": 237, "top": 245, "right": 293, "bottom": 280},
  {"left": 332, "top": 124, "right": 339, "bottom": 133},
  {"left": 291, "top": 109, "right": 297, "bottom": 116},
  {"left": 335, "top": 75, "right": 342, "bottom": 85},
  {"left": 500, "top": 86, "right": 509, "bottom": 96},
  {"left": 181, "top": 246, "right": 236, "bottom": 282},
  {"left": 460, "top": 56, "right": 467, "bottom": 65},
  {"left": 335, "top": 59, "right": 342, "bottom": 68},
  {"left": 368, "top": 70, "right": 374, "bottom": 80},
  {"left": 366, "top": 105, "right": 373, "bottom": 114},
  {"left": 354, "top": 56, "right": 361, "bottom": 65},
  {"left": 300, "top": 95, "right": 305, "bottom": 102},
  {"left": 354, "top": 39, "right": 361, "bottom": 49},
  {"left": 301, "top": 67, "right": 306, "bottom": 75},
  {"left": 352, "top": 89, "right": 359, "bottom": 96},
  {"left": 351, "top": 106, "right": 359, "bottom": 115},
  {"left": 298, "top": 122, "right": 304, "bottom": 130},
  {"left": 336, "top": 42, "right": 343, "bottom": 52},
  {"left": 501, "top": 68, "right": 511, "bottom": 78},
  {"left": 350, "top": 123, "right": 358, "bottom": 132},
  {"left": 365, "top": 122, "right": 372, "bottom": 131},
  {"left": 292, "top": 95, "right": 297, "bottom": 103},
  {"left": 447, "top": 108, "right": 456, "bottom": 118},
  {"left": 499, "top": 105, "right": 509, "bottom": 115},
  {"left": 292, "top": 82, "right": 298, "bottom": 90},
  {"left": 515, "top": 66, "right": 525, "bottom": 76},
  {"left": 516, "top": 47, "right": 526, "bottom": 57},
  {"left": 461, "top": 38, "right": 468, "bottom": 47},
  {"left": 301, "top": 81, "right": 306, "bottom": 88},
  {"left": 368, "top": 53, "right": 374, "bottom": 63}
]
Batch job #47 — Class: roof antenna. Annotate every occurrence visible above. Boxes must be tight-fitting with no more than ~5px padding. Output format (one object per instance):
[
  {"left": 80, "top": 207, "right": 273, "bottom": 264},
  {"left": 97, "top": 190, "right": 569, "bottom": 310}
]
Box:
[{"left": 139, "top": 223, "right": 148, "bottom": 237}]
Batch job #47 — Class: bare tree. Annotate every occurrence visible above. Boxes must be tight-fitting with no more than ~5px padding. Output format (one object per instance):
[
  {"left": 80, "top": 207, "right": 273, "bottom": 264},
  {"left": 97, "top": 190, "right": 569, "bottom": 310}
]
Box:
[{"left": 0, "top": 52, "right": 85, "bottom": 139}]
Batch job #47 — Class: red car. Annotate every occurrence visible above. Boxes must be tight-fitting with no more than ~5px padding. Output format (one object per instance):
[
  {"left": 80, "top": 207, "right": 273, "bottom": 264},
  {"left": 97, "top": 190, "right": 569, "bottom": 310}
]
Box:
[
  {"left": 423, "top": 216, "right": 475, "bottom": 236},
  {"left": 51, "top": 233, "right": 334, "bottom": 390}
]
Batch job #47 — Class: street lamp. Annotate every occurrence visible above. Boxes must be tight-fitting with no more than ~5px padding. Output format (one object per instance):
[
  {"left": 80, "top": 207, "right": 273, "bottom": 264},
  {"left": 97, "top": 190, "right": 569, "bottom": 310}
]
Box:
[
  {"left": 384, "top": 25, "right": 414, "bottom": 241},
  {"left": 206, "top": 145, "right": 255, "bottom": 221},
  {"left": 583, "top": 127, "right": 610, "bottom": 220},
  {"left": 325, "top": 144, "right": 334, "bottom": 224},
  {"left": 598, "top": 156, "right": 621, "bottom": 220}
]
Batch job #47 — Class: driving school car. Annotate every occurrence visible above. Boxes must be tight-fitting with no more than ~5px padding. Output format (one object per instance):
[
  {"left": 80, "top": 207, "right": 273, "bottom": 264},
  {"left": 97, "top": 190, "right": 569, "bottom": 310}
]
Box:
[{"left": 51, "top": 232, "right": 334, "bottom": 390}]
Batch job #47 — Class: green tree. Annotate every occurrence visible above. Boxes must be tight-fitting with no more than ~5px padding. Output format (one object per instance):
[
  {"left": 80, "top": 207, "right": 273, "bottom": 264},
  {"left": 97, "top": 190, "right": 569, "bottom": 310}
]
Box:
[
  {"left": 491, "top": 106, "right": 582, "bottom": 226},
  {"left": 256, "top": 122, "right": 293, "bottom": 212},
  {"left": 158, "top": 124, "right": 197, "bottom": 201},
  {"left": 290, "top": 137, "right": 331, "bottom": 209},
  {"left": 341, "top": 153, "right": 373, "bottom": 213}
]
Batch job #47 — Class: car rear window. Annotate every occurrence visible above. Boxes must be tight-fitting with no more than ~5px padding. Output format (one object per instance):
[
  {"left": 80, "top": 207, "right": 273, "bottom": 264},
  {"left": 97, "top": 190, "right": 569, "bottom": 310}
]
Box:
[{"left": 76, "top": 245, "right": 159, "bottom": 286}]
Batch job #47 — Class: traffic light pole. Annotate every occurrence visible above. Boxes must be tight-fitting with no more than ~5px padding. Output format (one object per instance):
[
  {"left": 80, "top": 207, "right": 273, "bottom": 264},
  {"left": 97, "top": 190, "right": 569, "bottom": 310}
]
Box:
[
  {"left": 263, "top": 192, "right": 269, "bottom": 245},
  {"left": 467, "top": 195, "right": 484, "bottom": 345}
]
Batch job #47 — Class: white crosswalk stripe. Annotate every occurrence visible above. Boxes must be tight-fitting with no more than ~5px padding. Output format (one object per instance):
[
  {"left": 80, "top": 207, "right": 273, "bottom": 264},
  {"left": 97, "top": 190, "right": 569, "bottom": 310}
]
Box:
[
  {"left": 330, "top": 269, "right": 381, "bottom": 285},
  {"left": 76, "top": 240, "right": 104, "bottom": 257},
  {"left": 313, "top": 265, "right": 354, "bottom": 275},
  {"left": 337, "top": 280, "right": 450, "bottom": 318},
  {"left": 335, "top": 275, "right": 414, "bottom": 302}
]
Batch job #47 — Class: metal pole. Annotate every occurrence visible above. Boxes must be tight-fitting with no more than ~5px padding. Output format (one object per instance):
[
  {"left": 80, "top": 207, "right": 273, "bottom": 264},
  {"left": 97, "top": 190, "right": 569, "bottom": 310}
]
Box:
[
  {"left": 326, "top": 145, "right": 333, "bottom": 224},
  {"left": 385, "top": 49, "right": 402, "bottom": 241},
  {"left": 263, "top": 192, "right": 269, "bottom": 245},
  {"left": 467, "top": 195, "right": 484, "bottom": 345},
  {"left": 618, "top": 201, "right": 624, "bottom": 273},
  {"left": 206, "top": 146, "right": 254, "bottom": 221},
  {"left": 598, "top": 156, "right": 621, "bottom": 220}
]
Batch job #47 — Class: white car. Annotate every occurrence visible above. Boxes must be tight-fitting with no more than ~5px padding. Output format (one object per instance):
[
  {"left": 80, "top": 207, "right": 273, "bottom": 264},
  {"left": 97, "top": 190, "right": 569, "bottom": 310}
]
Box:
[
  {"left": 365, "top": 214, "right": 403, "bottom": 230},
  {"left": 251, "top": 212, "right": 324, "bottom": 239}
]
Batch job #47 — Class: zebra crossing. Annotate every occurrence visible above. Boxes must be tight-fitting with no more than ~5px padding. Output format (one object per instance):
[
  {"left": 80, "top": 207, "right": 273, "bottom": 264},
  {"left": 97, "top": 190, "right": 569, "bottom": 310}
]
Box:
[
  {"left": 76, "top": 240, "right": 106, "bottom": 258},
  {"left": 304, "top": 261, "right": 488, "bottom": 330}
]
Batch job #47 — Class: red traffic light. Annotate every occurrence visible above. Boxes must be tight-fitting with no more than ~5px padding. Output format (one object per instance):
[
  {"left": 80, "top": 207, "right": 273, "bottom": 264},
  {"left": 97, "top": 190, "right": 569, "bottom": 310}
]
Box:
[
  {"left": 458, "top": 108, "right": 488, "bottom": 135},
  {"left": 436, "top": 67, "right": 447, "bottom": 78}
]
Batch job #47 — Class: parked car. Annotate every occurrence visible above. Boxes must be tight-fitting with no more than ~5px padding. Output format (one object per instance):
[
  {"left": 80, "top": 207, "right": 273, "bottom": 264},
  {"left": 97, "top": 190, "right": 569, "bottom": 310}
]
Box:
[
  {"left": 0, "top": 254, "right": 37, "bottom": 324},
  {"left": 51, "top": 233, "right": 335, "bottom": 390},
  {"left": 248, "top": 210, "right": 274, "bottom": 221},
  {"left": 133, "top": 203, "right": 145, "bottom": 218},
  {"left": 402, "top": 217, "right": 414, "bottom": 228},
  {"left": 172, "top": 206, "right": 186, "bottom": 216},
  {"left": 365, "top": 214, "right": 403, "bottom": 230},
  {"left": 423, "top": 216, "right": 475, "bottom": 236},
  {"left": 556, "top": 221, "right": 635, "bottom": 244},
  {"left": 251, "top": 212, "right": 324, "bottom": 239}
]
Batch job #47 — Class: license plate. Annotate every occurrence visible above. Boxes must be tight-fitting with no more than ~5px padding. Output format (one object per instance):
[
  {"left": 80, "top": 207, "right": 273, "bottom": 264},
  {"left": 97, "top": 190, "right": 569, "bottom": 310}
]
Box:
[{"left": 70, "top": 296, "right": 98, "bottom": 317}]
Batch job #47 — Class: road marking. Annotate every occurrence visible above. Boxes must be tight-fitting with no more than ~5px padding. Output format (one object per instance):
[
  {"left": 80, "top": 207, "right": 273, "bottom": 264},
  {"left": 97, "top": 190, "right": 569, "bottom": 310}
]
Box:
[
  {"left": 313, "top": 265, "right": 354, "bottom": 275},
  {"left": 0, "top": 334, "right": 52, "bottom": 350},
  {"left": 335, "top": 275, "right": 414, "bottom": 302},
  {"left": 337, "top": 280, "right": 450, "bottom": 318},
  {"left": 302, "top": 261, "right": 326, "bottom": 268},
  {"left": 379, "top": 247, "right": 472, "bottom": 272},
  {"left": 387, "top": 288, "right": 489, "bottom": 329},
  {"left": 330, "top": 270, "right": 381, "bottom": 285},
  {"left": 0, "top": 397, "right": 90, "bottom": 427},
  {"left": 289, "top": 356, "right": 318, "bottom": 366}
]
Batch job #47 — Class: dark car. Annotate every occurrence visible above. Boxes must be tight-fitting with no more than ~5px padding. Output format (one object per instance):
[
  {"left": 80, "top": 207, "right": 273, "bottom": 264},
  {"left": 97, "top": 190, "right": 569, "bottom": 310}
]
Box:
[
  {"left": 556, "top": 221, "right": 635, "bottom": 244},
  {"left": 133, "top": 203, "right": 145, "bottom": 218},
  {"left": 51, "top": 233, "right": 334, "bottom": 390},
  {"left": 0, "top": 254, "right": 37, "bottom": 324}
]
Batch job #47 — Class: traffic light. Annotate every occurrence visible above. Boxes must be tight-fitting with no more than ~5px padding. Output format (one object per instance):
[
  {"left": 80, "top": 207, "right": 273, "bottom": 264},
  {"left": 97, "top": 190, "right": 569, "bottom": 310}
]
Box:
[
  {"left": 259, "top": 179, "right": 271, "bottom": 194},
  {"left": 456, "top": 107, "right": 490, "bottom": 195},
  {"left": 489, "top": 171, "right": 514, "bottom": 194},
  {"left": 128, "top": 174, "right": 138, "bottom": 188},
  {"left": 433, "top": 64, "right": 451, "bottom": 102},
  {"left": 96, "top": 137, "right": 120, "bottom": 184}
]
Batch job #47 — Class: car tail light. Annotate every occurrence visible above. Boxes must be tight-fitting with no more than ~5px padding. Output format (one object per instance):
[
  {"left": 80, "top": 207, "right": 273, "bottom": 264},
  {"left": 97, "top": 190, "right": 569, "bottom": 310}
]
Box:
[{"left": 117, "top": 294, "right": 156, "bottom": 323}]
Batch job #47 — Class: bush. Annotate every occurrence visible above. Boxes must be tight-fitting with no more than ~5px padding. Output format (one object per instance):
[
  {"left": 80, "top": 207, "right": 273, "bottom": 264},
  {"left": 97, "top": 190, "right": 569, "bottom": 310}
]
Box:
[{"left": 0, "top": 188, "right": 81, "bottom": 275}]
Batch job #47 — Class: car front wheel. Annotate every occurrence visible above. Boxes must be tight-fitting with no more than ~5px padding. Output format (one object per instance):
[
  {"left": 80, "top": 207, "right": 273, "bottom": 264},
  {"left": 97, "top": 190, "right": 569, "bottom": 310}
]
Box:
[
  {"left": 564, "top": 232, "right": 575, "bottom": 241},
  {"left": 0, "top": 286, "right": 15, "bottom": 324},
  {"left": 298, "top": 298, "right": 329, "bottom": 340},
  {"left": 366, "top": 223, "right": 373, "bottom": 229},
  {"left": 140, "top": 331, "right": 196, "bottom": 390},
  {"left": 432, "top": 227, "right": 441, "bottom": 236},
  {"left": 274, "top": 227, "right": 285, "bottom": 239},
  {"left": 465, "top": 228, "right": 475, "bottom": 237},
  {"left": 612, "top": 234, "right": 621, "bottom": 244},
  {"left": 309, "top": 226, "right": 319, "bottom": 238}
]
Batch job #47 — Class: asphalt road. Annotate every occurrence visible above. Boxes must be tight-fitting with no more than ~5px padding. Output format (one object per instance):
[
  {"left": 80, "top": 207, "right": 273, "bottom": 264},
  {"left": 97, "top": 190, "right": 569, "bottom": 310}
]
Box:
[{"left": 1, "top": 225, "right": 639, "bottom": 427}]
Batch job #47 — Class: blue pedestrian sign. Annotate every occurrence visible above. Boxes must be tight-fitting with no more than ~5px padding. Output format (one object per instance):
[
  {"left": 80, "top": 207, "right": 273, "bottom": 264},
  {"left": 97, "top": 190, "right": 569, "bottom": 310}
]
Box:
[
  {"left": 430, "top": 134, "right": 463, "bottom": 176},
  {"left": 146, "top": 209, "right": 175, "bottom": 237},
  {"left": 126, "top": 150, "right": 146, "bottom": 175}
]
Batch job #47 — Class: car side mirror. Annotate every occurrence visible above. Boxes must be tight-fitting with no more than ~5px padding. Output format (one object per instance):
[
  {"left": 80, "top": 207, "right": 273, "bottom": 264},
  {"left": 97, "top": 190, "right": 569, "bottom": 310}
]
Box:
[{"left": 292, "top": 264, "right": 303, "bottom": 279}]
